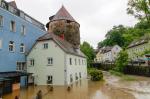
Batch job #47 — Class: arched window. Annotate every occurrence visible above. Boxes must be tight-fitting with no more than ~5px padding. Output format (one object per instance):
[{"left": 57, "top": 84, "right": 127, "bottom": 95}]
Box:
[
  {"left": 20, "top": 43, "right": 25, "bottom": 53},
  {"left": 9, "top": 41, "right": 15, "bottom": 52}
]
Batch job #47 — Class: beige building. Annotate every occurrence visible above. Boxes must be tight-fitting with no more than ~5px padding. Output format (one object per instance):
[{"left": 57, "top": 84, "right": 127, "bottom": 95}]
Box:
[
  {"left": 127, "top": 36, "right": 150, "bottom": 65},
  {"left": 95, "top": 45, "right": 122, "bottom": 62}
]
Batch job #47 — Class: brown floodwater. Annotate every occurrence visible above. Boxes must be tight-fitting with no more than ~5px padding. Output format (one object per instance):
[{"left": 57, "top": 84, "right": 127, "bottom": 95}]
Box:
[{"left": 3, "top": 72, "right": 150, "bottom": 99}]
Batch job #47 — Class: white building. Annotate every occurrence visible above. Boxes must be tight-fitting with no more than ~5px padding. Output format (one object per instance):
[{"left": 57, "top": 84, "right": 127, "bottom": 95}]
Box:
[
  {"left": 95, "top": 45, "right": 122, "bottom": 62},
  {"left": 27, "top": 33, "right": 87, "bottom": 86}
]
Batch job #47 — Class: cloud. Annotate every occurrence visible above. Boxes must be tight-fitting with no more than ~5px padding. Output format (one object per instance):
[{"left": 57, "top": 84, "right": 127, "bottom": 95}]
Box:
[{"left": 6, "top": 0, "right": 137, "bottom": 48}]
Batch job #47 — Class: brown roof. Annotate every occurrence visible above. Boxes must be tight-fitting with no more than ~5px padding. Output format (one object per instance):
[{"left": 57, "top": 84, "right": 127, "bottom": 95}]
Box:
[
  {"left": 100, "top": 46, "right": 113, "bottom": 54},
  {"left": 37, "top": 33, "right": 86, "bottom": 58},
  {"left": 128, "top": 36, "right": 150, "bottom": 49},
  {"left": 8, "top": 1, "right": 17, "bottom": 8},
  {"left": 51, "top": 5, "right": 76, "bottom": 22}
]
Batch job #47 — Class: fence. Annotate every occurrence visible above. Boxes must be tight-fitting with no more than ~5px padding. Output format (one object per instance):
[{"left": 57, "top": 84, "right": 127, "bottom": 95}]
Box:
[{"left": 91, "top": 62, "right": 150, "bottom": 77}]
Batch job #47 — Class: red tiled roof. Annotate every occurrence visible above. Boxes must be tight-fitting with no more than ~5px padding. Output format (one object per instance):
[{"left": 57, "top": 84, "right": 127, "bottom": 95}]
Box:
[{"left": 52, "top": 5, "right": 76, "bottom": 22}]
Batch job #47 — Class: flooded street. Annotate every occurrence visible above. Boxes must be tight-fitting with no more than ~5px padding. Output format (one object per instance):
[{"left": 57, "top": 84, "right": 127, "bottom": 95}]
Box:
[{"left": 3, "top": 72, "right": 150, "bottom": 99}]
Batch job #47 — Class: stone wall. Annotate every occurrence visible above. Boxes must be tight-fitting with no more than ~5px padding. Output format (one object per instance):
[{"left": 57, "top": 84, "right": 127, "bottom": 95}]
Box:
[{"left": 48, "top": 20, "right": 80, "bottom": 48}]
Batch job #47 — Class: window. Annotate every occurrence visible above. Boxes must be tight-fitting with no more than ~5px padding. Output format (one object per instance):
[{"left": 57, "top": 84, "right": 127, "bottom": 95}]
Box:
[
  {"left": 9, "top": 41, "right": 15, "bottom": 52},
  {"left": 79, "top": 72, "right": 82, "bottom": 78},
  {"left": 43, "top": 43, "right": 48, "bottom": 49},
  {"left": 70, "top": 74, "right": 73, "bottom": 83},
  {"left": 70, "top": 58, "right": 72, "bottom": 65},
  {"left": 82, "top": 60, "right": 84, "bottom": 65},
  {"left": 47, "top": 75, "right": 53, "bottom": 84},
  {"left": 20, "top": 43, "right": 25, "bottom": 53},
  {"left": 0, "top": 39, "right": 2, "bottom": 49},
  {"left": 30, "top": 59, "right": 34, "bottom": 66},
  {"left": 10, "top": 20, "right": 16, "bottom": 32},
  {"left": 21, "top": 25, "right": 26, "bottom": 35},
  {"left": 0, "top": 15, "right": 3, "bottom": 27},
  {"left": 75, "top": 73, "right": 78, "bottom": 80},
  {"left": 48, "top": 57, "right": 53, "bottom": 65},
  {"left": 75, "top": 58, "right": 77, "bottom": 65},
  {"left": 16, "top": 62, "right": 26, "bottom": 71},
  {"left": 79, "top": 59, "right": 80, "bottom": 65}
]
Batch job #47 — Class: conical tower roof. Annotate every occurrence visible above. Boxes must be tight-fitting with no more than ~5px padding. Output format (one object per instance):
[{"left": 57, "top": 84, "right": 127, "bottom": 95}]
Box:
[{"left": 52, "top": 5, "right": 76, "bottom": 22}]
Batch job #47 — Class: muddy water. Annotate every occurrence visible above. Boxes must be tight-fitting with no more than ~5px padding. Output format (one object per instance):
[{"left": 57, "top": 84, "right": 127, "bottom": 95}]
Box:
[{"left": 3, "top": 72, "right": 150, "bottom": 99}]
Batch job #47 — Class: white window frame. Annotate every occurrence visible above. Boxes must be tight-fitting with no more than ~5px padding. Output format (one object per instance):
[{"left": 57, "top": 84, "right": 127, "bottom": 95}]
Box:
[
  {"left": 16, "top": 62, "right": 26, "bottom": 71},
  {"left": 70, "top": 58, "right": 72, "bottom": 65},
  {"left": 47, "top": 57, "right": 53, "bottom": 65},
  {"left": 29, "top": 59, "right": 35, "bottom": 66},
  {"left": 20, "top": 43, "right": 25, "bottom": 53},
  {"left": 75, "top": 58, "right": 77, "bottom": 65},
  {"left": 21, "top": 25, "right": 26, "bottom": 35},
  {"left": 47, "top": 75, "right": 53, "bottom": 84},
  {"left": 10, "top": 20, "right": 16, "bottom": 32},
  {"left": 43, "top": 43, "right": 48, "bottom": 49},
  {"left": 9, "top": 41, "right": 15, "bottom": 52}
]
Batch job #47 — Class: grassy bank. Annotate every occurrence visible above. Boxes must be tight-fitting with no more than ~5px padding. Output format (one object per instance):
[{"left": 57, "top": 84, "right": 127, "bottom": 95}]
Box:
[{"left": 109, "top": 70, "right": 137, "bottom": 81}]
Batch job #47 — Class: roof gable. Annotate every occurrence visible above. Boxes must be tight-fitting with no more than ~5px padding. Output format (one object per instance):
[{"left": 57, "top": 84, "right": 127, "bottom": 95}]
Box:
[{"left": 36, "top": 33, "right": 86, "bottom": 58}]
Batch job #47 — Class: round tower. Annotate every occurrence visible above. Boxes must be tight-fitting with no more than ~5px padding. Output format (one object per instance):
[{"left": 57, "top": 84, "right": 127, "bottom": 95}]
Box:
[{"left": 46, "top": 6, "right": 80, "bottom": 49}]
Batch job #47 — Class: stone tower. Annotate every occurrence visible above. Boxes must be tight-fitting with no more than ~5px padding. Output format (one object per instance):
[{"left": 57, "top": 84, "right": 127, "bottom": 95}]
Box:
[{"left": 46, "top": 6, "right": 80, "bottom": 49}]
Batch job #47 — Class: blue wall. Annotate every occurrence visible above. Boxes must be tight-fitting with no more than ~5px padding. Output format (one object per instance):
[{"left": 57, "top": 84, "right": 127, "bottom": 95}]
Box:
[{"left": 0, "top": 7, "right": 46, "bottom": 72}]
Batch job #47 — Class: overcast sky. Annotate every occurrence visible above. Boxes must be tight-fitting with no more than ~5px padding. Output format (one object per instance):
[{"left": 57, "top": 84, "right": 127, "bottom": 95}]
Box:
[{"left": 6, "top": 0, "right": 137, "bottom": 48}]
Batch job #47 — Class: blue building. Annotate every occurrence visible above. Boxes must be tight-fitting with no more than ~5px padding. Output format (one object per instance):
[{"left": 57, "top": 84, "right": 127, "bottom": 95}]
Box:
[{"left": 0, "top": 0, "right": 45, "bottom": 94}]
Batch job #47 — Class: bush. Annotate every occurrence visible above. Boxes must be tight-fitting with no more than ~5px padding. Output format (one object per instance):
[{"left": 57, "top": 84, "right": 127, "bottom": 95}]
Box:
[
  {"left": 89, "top": 68, "right": 103, "bottom": 81},
  {"left": 114, "top": 50, "right": 128, "bottom": 72}
]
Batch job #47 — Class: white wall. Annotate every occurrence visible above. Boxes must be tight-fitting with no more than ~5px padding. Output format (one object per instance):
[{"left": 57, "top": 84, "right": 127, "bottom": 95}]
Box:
[
  {"left": 27, "top": 40, "right": 65, "bottom": 85},
  {"left": 65, "top": 54, "right": 87, "bottom": 85}
]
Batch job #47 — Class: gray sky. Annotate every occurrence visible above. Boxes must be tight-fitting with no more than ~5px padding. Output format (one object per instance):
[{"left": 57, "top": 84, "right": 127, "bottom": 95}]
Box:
[{"left": 7, "top": 0, "right": 137, "bottom": 48}]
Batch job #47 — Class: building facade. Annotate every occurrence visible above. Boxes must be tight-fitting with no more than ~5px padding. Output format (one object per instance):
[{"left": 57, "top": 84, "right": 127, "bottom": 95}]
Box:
[
  {"left": 27, "top": 33, "right": 87, "bottom": 85},
  {"left": 127, "top": 36, "right": 150, "bottom": 66},
  {"left": 95, "top": 45, "right": 122, "bottom": 62},
  {"left": 27, "top": 6, "right": 87, "bottom": 86},
  {"left": 0, "top": 0, "right": 45, "bottom": 93}
]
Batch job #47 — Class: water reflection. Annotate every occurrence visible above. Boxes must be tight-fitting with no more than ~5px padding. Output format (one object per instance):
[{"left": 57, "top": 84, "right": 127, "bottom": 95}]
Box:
[{"left": 3, "top": 79, "right": 136, "bottom": 99}]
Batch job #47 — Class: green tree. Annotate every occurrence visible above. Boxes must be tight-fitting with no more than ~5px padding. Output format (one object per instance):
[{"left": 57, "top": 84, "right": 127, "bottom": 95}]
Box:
[
  {"left": 114, "top": 50, "right": 129, "bottom": 72},
  {"left": 80, "top": 42, "right": 95, "bottom": 67},
  {"left": 127, "top": 0, "right": 150, "bottom": 23}
]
